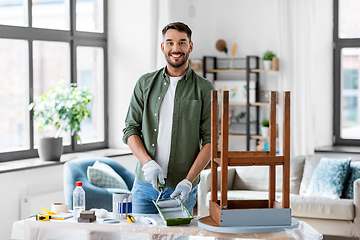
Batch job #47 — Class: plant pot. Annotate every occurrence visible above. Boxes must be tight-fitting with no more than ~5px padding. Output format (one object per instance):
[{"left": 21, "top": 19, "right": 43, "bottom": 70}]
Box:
[
  {"left": 38, "top": 137, "right": 63, "bottom": 161},
  {"left": 263, "top": 60, "right": 272, "bottom": 70},
  {"left": 261, "top": 127, "right": 269, "bottom": 138}
]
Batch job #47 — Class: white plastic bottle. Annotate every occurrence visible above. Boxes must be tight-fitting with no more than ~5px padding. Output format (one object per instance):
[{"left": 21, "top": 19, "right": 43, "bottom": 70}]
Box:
[{"left": 73, "top": 181, "right": 85, "bottom": 220}]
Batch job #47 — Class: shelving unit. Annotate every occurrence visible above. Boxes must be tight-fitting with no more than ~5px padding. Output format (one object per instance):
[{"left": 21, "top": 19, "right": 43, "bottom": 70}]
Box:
[{"left": 203, "top": 56, "right": 270, "bottom": 151}]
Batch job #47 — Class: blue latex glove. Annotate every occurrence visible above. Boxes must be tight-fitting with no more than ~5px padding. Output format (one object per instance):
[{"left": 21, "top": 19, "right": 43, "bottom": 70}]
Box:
[
  {"left": 170, "top": 179, "right": 192, "bottom": 201},
  {"left": 142, "top": 160, "right": 165, "bottom": 191}
]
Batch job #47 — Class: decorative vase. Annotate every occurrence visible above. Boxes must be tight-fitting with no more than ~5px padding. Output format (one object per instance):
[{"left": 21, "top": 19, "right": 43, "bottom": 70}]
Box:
[
  {"left": 38, "top": 137, "right": 63, "bottom": 161},
  {"left": 228, "top": 57, "right": 234, "bottom": 69},
  {"left": 261, "top": 127, "right": 269, "bottom": 138},
  {"left": 263, "top": 60, "right": 272, "bottom": 70}
]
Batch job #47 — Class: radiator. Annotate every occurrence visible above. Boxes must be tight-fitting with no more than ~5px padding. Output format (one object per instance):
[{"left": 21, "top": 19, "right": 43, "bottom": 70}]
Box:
[{"left": 21, "top": 190, "right": 64, "bottom": 219}]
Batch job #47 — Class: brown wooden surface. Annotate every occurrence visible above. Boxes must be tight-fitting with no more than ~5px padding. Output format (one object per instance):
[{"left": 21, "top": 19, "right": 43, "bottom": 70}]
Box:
[
  {"left": 217, "top": 151, "right": 270, "bottom": 158},
  {"left": 209, "top": 200, "right": 221, "bottom": 226},
  {"left": 227, "top": 199, "right": 269, "bottom": 209},
  {"left": 273, "top": 200, "right": 283, "bottom": 209},
  {"left": 282, "top": 91, "right": 291, "bottom": 208},
  {"left": 198, "top": 216, "right": 221, "bottom": 227},
  {"left": 208, "top": 90, "right": 291, "bottom": 222},
  {"left": 218, "top": 102, "right": 270, "bottom": 106},
  {"left": 227, "top": 156, "right": 285, "bottom": 165},
  {"left": 269, "top": 91, "right": 277, "bottom": 208},
  {"left": 220, "top": 134, "right": 270, "bottom": 139},
  {"left": 213, "top": 156, "right": 285, "bottom": 166},
  {"left": 220, "top": 90, "right": 229, "bottom": 209},
  {"left": 211, "top": 91, "right": 218, "bottom": 203},
  {"left": 269, "top": 91, "right": 277, "bottom": 155}
]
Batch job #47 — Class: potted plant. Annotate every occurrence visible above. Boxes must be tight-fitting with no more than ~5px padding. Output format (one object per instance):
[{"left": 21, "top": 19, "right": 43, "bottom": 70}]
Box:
[
  {"left": 261, "top": 118, "right": 270, "bottom": 137},
  {"left": 262, "top": 51, "right": 276, "bottom": 70},
  {"left": 29, "top": 79, "right": 93, "bottom": 161}
]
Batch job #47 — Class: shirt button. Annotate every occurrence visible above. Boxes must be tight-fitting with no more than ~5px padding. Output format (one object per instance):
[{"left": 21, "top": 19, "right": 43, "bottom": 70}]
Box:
[
  {"left": 164, "top": 83, "right": 167, "bottom": 85},
  {"left": 152, "top": 144, "right": 155, "bottom": 147},
  {"left": 155, "top": 113, "right": 157, "bottom": 116},
  {"left": 158, "top": 97, "right": 161, "bottom": 100},
  {"left": 154, "top": 129, "right": 157, "bottom": 132}
]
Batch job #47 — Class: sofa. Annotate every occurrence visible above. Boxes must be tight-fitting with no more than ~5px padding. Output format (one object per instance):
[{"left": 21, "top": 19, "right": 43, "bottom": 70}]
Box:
[
  {"left": 63, "top": 157, "right": 135, "bottom": 211},
  {"left": 197, "top": 155, "right": 360, "bottom": 238}
]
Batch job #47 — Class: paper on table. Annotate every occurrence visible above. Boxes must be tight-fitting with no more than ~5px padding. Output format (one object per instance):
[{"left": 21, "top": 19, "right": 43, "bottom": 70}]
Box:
[{"left": 51, "top": 212, "right": 73, "bottom": 220}]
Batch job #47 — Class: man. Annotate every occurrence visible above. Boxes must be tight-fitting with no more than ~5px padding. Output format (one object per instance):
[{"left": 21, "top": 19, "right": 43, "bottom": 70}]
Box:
[{"left": 122, "top": 22, "right": 215, "bottom": 214}]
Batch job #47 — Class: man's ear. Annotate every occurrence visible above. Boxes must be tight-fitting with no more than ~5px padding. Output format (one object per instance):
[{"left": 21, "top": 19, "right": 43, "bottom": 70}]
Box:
[
  {"left": 161, "top": 42, "right": 165, "bottom": 53},
  {"left": 189, "top": 41, "right": 193, "bottom": 53}
]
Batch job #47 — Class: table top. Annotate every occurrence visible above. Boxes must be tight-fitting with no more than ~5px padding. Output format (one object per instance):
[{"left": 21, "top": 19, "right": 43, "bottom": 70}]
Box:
[{"left": 12, "top": 214, "right": 323, "bottom": 240}]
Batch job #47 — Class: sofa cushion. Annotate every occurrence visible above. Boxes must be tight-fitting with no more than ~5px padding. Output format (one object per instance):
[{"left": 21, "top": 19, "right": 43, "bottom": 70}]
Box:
[
  {"left": 291, "top": 194, "right": 354, "bottom": 220},
  {"left": 299, "top": 155, "right": 322, "bottom": 195},
  {"left": 343, "top": 160, "right": 360, "bottom": 199},
  {"left": 232, "top": 156, "right": 305, "bottom": 194},
  {"left": 305, "top": 157, "right": 351, "bottom": 199},
  {"left": 87, "top": 160, "right": 129, "bottom": 190}
]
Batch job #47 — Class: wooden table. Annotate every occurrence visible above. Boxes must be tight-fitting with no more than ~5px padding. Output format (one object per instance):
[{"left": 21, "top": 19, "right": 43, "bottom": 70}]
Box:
[{"left": 11, "top": 214, "right": 323, "bottom": 240}]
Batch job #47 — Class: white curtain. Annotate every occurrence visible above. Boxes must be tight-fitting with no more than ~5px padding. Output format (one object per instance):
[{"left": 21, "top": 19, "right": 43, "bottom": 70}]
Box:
[{"left": 277, "top": 0, "right": 317, "bottom": 156}]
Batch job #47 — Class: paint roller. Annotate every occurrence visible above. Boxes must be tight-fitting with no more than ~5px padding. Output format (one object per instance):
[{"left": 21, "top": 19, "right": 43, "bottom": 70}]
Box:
[{"left": 155, "top": 198, "right": 182, "bottom": 212}]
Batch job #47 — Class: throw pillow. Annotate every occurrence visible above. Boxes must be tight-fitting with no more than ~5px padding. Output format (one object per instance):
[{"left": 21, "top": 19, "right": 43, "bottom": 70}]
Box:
[
  {"left": 342, "top": 161, "right": 360, "bottom": 199},
  {"left": 299, "top": 155, "right": 322, "bottom": 195},
  {"left": 305, "top": 157, "right": 351, "bottom": 199},
  {"left": 87, "top": 161, "right": 129, "bottom": 190}
]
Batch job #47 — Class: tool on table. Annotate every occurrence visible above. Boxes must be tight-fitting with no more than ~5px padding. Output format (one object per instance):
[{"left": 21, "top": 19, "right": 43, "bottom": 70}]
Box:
[
  {"left": 126, "top": 215, "right": 135, "bottom": 223},
  {"left": 139, "top": 216, "right": 156, "bottom": 225},
  {"left": 153, "top": 197, "right": 193, "bottom": 226},
  {"left": 78, "top": 210, "right": 96, "bottom": 223},
  {"left": 36, "top": 214, "right": 51, "bottom": 221},
  {"left": 155, "top": 197, "right": 182, "bottom": 212},
  {"left": 155, "top": 182, "right": 164, "bottom": 204},
  {"left": 35, "top": 206, "right": 61, "bottom": 221},
  {"left": 40, "top": 206, "right": 56, "bottom": 216}
]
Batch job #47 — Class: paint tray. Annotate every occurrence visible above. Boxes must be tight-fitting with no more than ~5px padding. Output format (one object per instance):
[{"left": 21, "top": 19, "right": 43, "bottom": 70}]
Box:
[{"left": 153, "top": 197, "right": 193, "bottom": 226}]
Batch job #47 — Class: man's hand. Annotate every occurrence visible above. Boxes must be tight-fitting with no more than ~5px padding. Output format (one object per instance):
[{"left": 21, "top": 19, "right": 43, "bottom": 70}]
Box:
[
  {"left": 170, "top": 179, "right": 192, "bottom": 201},
  {"left": 142, "top": 160, "right": 165, "bottom": 191}
]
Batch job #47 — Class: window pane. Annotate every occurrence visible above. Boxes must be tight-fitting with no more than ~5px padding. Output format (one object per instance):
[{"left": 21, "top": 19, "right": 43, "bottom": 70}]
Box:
[
  {"left": 341, "top": 48, "right": 360, "bottom": 139},
  {"left": 339, "top": 0, "right": 360, "bottom": 39},
  {"left": 32, "top": 0, "right": 70, "bottom": 30},
  {"left": 33, "top": 41, "right": 71, "bottom": 146},
  {"left": 76, "top": 0, "right": 103, "bottom": 32},
  {"left": 76, "top": 46, "right": 104, "bottom": 144},
  {"left": 0, "top": 39, "right": 29, "bottom": 153},
  {"left": 0, "top": 0, "right": 28, "bottom": 26}
]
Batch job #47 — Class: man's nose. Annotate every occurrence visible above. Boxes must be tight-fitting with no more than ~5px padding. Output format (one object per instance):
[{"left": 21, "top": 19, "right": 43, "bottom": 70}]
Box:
[{"left": 172, "top": 43, "right": 181, "bottom": 52}]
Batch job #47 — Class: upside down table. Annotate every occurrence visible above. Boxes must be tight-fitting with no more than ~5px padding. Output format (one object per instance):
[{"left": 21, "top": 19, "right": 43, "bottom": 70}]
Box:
[{"left": 11, "top": 214, "right": 322, "bottom": 240}]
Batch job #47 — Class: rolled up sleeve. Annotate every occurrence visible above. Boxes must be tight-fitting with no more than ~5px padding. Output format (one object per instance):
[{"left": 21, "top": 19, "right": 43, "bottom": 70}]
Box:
[
  {"left": 200, "top": 84, "right": 215, "bottom": 146},
  {"left": 122, "top": 79, "right": 144, "bottom": 145}
]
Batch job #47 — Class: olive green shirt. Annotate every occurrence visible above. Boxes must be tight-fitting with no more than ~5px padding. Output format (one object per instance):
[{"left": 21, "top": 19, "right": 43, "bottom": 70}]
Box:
[{"left": 122, "top": 65, "right": 215, "bottom": 188}]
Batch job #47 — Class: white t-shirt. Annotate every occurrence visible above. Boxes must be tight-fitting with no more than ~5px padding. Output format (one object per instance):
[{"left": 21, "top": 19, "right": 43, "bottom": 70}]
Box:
[{"left": 155, "top": 76, "right": 182, "bottom": 177}]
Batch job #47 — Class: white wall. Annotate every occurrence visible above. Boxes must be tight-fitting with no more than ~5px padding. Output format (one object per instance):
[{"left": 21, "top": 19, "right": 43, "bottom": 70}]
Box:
[
  {"left": 108, "top": 0, "right": 333, "bottom": 151},
  {"left": 0, "top": 165, "right": 64, "bottom": 238},
  {"left": 108, "top": 0, "right": 156, "bottom": 149}
]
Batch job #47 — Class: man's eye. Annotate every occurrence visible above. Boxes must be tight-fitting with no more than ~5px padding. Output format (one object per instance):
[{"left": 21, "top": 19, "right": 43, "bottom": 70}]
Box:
[
  {"left": 180, "top": 42, "right": 185, "bottom": 45},
  {"left": 167, "top": 42, "right": 173, "bottom": 45}
]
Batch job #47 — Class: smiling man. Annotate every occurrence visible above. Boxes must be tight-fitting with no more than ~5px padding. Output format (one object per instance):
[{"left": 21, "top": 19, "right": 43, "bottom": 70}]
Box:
[{"left": 122, "top": 22, "right": 215, "bottom": 214}]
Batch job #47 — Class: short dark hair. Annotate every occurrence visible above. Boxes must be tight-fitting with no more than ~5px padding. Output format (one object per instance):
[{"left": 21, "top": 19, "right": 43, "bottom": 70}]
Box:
[{"left": 162, "top": 22, "right": 192, "bottom": 42}]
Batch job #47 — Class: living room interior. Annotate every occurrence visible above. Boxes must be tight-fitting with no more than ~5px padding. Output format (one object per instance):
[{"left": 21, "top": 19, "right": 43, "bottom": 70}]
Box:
[{"left": 1, "top": 0, "right": 360, "bottom": 239}]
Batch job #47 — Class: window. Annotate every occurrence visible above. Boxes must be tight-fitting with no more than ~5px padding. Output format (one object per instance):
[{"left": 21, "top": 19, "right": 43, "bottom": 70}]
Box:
[
  {"left": 0, "top": 0, "right": 107, "bottom": 161},
  {"left": 334, "top": 0, "right": 360, "bottom": 145}
]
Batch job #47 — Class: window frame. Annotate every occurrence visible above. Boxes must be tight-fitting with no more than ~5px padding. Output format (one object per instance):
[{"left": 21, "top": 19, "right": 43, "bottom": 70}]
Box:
[
  {"left": 0, "top": 0, "right": 108, "bottom": 162},
  {"left": 333, "top": 0, "right": 360, "bottom": 146}
]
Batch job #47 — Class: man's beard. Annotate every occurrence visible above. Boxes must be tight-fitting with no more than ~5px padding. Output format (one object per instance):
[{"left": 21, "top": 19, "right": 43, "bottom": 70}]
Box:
[{"left": 165, "top": 51, "right": 189, "bottom": 68}]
